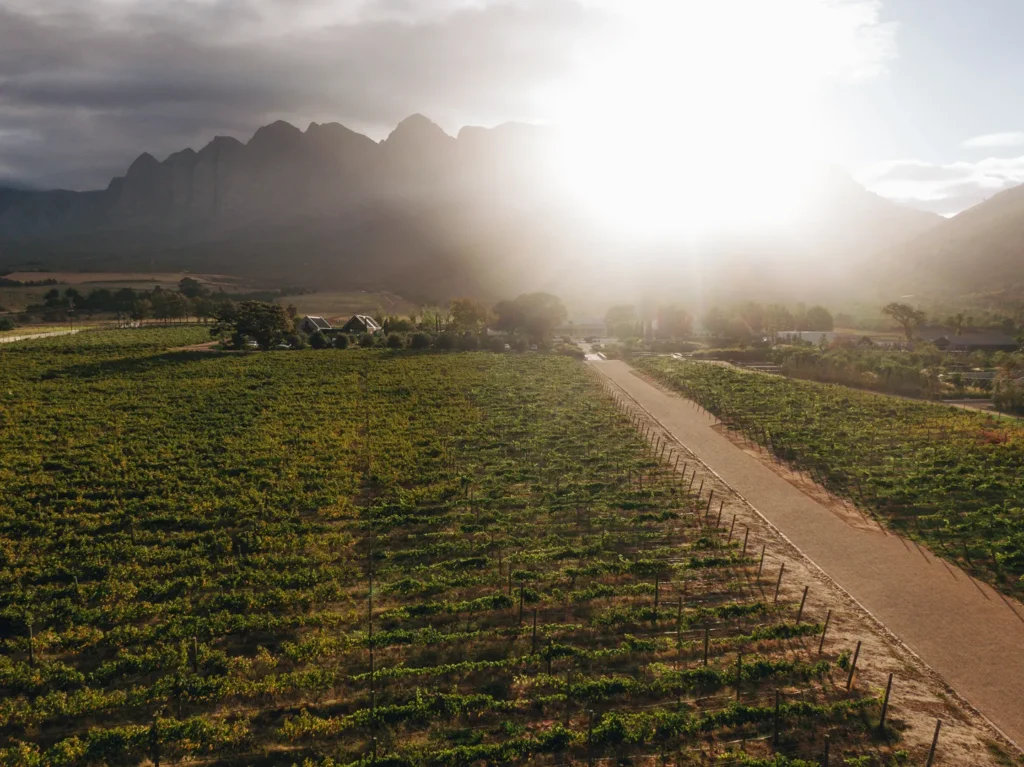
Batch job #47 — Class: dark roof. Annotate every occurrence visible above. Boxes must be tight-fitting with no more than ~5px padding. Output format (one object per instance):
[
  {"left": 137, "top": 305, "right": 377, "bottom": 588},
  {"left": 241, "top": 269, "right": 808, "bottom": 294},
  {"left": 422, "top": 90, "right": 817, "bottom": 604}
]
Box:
[
  {"left": 341, "top": 314, "right": 382, "bottom": 332},
  {"left": 919, "top": 327, "right": 1017, "bottom": 347},
  {"left": 303, "top": 316, "right": 332, "bottom": 331}
]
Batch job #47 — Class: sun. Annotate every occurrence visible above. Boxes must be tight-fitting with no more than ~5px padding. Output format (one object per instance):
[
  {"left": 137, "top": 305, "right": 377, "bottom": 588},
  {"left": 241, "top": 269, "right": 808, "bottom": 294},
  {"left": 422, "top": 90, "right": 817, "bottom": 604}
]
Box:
[{"left": 547, "top": 0, "right": 890, "bottom": 239}]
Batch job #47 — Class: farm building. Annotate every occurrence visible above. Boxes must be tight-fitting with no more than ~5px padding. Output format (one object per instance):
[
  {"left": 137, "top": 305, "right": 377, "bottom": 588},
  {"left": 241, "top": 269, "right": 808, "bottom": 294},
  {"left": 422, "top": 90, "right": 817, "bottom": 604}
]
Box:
[
  {"left": 775, "top": 330, "right": 839, "bottom": 345},
  {"left": 300, "top": 316, "right": 332, "bottom": 334},
  {"left": 340, "top": 314, "right": 382, "bottom": 334},
  {"left": 919, "top": 328, "right": 1019, "bottom": 352}
]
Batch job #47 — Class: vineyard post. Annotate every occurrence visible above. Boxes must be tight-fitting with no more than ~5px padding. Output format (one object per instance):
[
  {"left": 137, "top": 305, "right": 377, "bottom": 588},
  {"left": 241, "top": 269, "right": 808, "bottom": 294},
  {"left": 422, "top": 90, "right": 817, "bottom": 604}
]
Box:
[
  {"left": 772, "top": 689, "right": 780, "bottom": 746},
  {"left": 676, "top": 599, "right": 682, "bottom": 652},
  {"left": 757, "top": 546, "right": 766, "bottom": 578},
  {"left": 878, "top": 672, "right": 893, "bottom": 730},
  {"left": 845, "top": 640, "right": 862, "bottom": 690},
  {"left": 703, "top": 626, "right": 709, "bottom": 666},
  {"left": 688, "top": 473, "right": 696, "bottom": 494},
  {"left": 735, "top": 653, "right": 742, "bottom": 699},
  {"left": 697, "top": 478, "right": 704, "bottom": 498},
  {"left": 531, "top": 609, "right": 538, "bottom": 653},
  {"left": 150, "top": 716, "right": 160, "bottom": 767},
  {"left": 742, "top": 527, "right": 749, "bottom": 555},
  {"left": 818, "top": 610, "right": 832, "bottom": 654},
  {"left": 773, "top": 562, "right": 785, "bottom": 603},
  {"left": 705, "top": 489, "right": 714, "bottom": 517},
  {"left": 926, "top": 720, "right": 942, "bottom": 767},
  {"left": 728, "top": 515, "right": 736, "bottom": 543},
  {"left": 715, "top": 500, "right": 724, "bottom": 528},
  {"left": 796, "top": 586, "right": 808, "bottom": 623},
  {"left": 673, "top": 455, "right": 680, "bottom": 472}
]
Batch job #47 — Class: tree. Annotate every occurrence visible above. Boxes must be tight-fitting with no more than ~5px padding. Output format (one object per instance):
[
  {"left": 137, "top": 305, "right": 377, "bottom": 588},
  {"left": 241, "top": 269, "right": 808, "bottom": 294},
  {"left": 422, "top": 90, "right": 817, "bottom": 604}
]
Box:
[
  {"left": 309, "top": 331, "right": 329, "bottom": 349},
  {"left": 333, "top": 334, "right": 350, "bottom": 349},
  {"left": 214, "top": 301, "right": 291, "bottom": 349},
  {"left": 450, "top": 298, "right": 491, "bottom": 332},
  {"left": 804, "top": 305, "right": 834, "bottom": 332},
  {"left": 763, "top": 304, "right": 794, "bottom": 335},
  {"left": 178, "top": 277, "right": 208, "bottom": 299},
  {"left": 655, "top": 305, "right": 692, "bottom": 338},
  {"left": 493, "top": 293, "right": 567, "bottom": 341},
  {"left": 409, "top": 332, "right": 432, "bottom": 349},
  {"left": 386, "top": 333, "right": 404, "bottom": 348},
  {"left": 702, "top": 307, "right": 730, "bottom": 338},
  {"left": 605, "top": 305, "right": 638, "bottom": 338},
  {"left": 882, "top": 302, "right": 926, "bottom": 341}
]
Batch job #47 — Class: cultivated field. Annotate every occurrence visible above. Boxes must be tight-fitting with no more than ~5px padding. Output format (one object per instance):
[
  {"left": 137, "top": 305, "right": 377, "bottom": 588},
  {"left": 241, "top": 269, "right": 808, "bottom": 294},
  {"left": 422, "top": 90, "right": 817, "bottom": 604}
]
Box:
[
  {"left": 281, "top": 290, "right": 416, "bottom": 323},
  {"left": 0, "top": 330, "right": 1001, "bottom": 765},
  {"left": 635, "top": 357, "right": 1024, "bottom": 599}
]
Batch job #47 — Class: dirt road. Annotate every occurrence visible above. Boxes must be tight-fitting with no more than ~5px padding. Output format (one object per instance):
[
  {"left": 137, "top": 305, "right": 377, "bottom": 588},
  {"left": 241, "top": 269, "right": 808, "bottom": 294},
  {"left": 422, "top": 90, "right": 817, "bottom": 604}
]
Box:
[
  {"left": 593, "top": 359, "right": 1024, "bottom": 748},
  {"left": 0, "top": 329, "right": 82, "bottom": 344}
]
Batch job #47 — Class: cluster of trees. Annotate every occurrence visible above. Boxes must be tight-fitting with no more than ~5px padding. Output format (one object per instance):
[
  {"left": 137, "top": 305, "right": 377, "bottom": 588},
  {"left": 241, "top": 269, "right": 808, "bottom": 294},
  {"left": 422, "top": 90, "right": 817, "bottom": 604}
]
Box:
[
  {"left": 17, "top": 277, "right": 307, "bottom": 325},
  {"left": 604, "top": 302, "right": 835, "bottom": 342},
  {"left": 212, "top": 292, "right": 570, "bottom": 352}
]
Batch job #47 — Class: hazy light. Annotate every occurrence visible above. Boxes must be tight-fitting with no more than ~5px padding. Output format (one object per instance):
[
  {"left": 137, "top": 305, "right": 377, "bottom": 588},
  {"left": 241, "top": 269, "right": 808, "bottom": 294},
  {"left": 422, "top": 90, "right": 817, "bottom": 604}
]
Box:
[{"left": 551, "top": 0, "right": 893, "bottom": 238}]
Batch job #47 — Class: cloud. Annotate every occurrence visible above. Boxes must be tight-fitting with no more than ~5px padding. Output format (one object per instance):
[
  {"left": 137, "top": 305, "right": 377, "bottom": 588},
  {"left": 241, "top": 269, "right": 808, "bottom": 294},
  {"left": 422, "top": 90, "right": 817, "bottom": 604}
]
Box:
[
  {"left": 962, "top": 132, "right": 1024, "bottom": 149},
  {"left": 859, "top": 156, "right": 1024, "bottom": 216},
  {"left": 0, "top": 0, "right": 615, "bottom": 190}
]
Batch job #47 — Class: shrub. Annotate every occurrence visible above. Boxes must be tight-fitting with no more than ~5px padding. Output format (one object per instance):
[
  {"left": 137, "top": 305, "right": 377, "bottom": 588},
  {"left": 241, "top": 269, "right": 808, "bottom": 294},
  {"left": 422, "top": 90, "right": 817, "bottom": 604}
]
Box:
[
  {"left": 308, "top": 331, "right": 329, "bottom": 349},
  {"left": 457, "top": 334, "right": 480, "bottom": 351},
  {"left": 484, "top": 336, "right": 507, "bottom": 353},
  {"left": 286, "top": 333, "right": 307, "bottom": 350},
  {"left": 333, "top": 334, "right": 350, "bottom": 350},
  {"left": 435, "top": 333, "right": 456, "bottom": 350},
  {"left": 358, "top": 333, "right": 375, "bottom": 348},
  {"left": 409, "top": 332, "right": 432, "bottom": 350},
  {"left": 386, "top": 333, "right": 404, "bottom": 349},
  {"left": 0, "top": 318, "right": 15, "bottom": 332}
]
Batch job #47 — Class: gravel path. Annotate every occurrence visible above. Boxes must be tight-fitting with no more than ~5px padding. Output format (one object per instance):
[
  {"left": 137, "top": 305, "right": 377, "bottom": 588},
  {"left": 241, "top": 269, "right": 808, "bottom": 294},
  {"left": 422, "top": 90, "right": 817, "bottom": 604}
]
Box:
[{"left": 593, "top": 359, "right": 1024, "bottom": 748}]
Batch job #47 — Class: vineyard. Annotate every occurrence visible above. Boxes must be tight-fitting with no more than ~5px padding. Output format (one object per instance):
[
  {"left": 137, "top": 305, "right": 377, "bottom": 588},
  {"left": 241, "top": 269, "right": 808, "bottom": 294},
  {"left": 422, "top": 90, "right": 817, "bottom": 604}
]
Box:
[
  {"left": 0, "top": 330, "right": 910, "bottom": 765},
  {"left": 634, "top": 357, "right": 1024, "bottom": 598}
]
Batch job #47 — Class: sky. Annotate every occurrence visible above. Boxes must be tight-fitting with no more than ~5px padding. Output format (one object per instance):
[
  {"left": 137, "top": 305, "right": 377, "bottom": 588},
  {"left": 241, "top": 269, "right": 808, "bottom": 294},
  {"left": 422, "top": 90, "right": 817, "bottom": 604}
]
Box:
[{"left": 1, "top": 0, "right": 1023, "bottom": 217}]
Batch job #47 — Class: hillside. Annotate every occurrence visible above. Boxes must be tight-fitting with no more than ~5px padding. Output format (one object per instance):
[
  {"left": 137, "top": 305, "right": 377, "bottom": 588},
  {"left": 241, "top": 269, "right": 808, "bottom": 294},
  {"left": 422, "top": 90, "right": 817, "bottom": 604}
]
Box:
[
  {"left": 876, "top": 182, "right": 1024, "bottom": 299},
  {"left": 0, "top": 117, "right": 943, "bottom": 303}
]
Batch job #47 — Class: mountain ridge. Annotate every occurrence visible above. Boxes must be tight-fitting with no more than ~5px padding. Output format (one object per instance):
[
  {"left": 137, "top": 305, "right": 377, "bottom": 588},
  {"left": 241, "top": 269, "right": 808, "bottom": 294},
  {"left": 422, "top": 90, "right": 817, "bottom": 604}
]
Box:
[{"left": 0, "top": 115, "right": 954, "bottom": 303}]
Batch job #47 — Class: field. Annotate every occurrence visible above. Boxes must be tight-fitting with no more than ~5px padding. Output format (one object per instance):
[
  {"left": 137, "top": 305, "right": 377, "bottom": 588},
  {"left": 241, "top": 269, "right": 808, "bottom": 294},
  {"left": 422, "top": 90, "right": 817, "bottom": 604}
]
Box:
[
  {"left": 634, "top": 357, "right": 1024, "bottom": 598},
  {"left": 281, "top": 291, "right": 416, "bottom": 324},
  {"left": 0, "top": 330, "right": 934, "bottom": 766}
]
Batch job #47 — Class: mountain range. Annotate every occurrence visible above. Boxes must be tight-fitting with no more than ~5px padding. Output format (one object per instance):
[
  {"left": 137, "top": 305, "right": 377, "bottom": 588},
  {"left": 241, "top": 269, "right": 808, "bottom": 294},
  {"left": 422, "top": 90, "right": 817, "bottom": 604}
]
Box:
[{"left": 3, "top": 114, "right": 1009, "bottom": 304}]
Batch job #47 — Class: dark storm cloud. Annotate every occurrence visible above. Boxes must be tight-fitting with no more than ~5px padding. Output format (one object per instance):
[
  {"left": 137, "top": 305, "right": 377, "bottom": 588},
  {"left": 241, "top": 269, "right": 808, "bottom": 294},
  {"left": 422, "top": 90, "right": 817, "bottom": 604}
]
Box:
[{"left": 0, "top": 0, "right": 613, "bottom": 190}]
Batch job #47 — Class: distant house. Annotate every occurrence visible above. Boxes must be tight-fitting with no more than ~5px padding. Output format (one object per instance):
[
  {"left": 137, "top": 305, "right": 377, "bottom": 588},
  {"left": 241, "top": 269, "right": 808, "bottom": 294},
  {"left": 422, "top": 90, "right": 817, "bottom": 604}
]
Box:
[
  {"left": 341, "top": 314, "right": 382, "bottom": 334},
  {"left": 300, "top": 316, "right": 332, "bottom": 334},
  {"left": 775, "top": 330, "right": 839, "bottom": 345},
  {"left": 919, "top": 328, "right": 1018, "bottom": 352}
]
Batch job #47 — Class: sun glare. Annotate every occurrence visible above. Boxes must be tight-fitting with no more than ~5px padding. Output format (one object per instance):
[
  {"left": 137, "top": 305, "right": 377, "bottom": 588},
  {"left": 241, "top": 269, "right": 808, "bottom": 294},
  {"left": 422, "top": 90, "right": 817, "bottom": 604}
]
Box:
[{"left": 551, "top": 0, "right": 887, "bottom": 238}]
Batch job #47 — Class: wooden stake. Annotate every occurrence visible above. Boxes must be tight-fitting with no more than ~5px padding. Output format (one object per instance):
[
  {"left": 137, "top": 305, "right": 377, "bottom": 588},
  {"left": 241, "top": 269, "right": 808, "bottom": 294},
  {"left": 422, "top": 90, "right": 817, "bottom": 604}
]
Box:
[
  {"left": 926, "top": 720, "right": 942, "bottom": 767},
  {"left": 878, "top": 672, "right": 893, "bottom": 730},
  {"left": 531, "top": 609, "right": 538, "bottom": 654},
  {"left": 772, "top": 689, "right": 781, "bottom": 746},
  {"left": 845, "top": 640, "right": 862, "bottom": 691},
  {"left": 757, "top": 545, "right": 766, "bottom": 578},
  {"left": 742, "top": 527, "right": 749, "bottom": 554},
  {"left": 796, "top": 586, "right": 808, "bottom": 623},
  {"left": 773, "top": 562, "right": 785, "bottom": 603},
  {"left": 735, "top": 653, "right": 743, "bottom": 699},
  {"left": 818, "top": 609, "right": 832, "bottom": 654},
  {"left": 728, "top": 515, "right": 736, "bottom": 543},
  {"left": 703, "top": 626, "right": 710, "bottom": 666}
]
